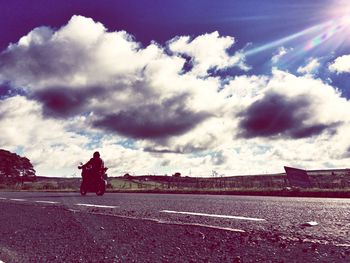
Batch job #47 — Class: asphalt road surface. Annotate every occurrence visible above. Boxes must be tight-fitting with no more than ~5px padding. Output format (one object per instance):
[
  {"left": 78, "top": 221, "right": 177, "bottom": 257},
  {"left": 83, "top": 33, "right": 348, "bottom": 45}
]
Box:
[{"left": 0, "top": 192, "right": 349, "bottom": 262}]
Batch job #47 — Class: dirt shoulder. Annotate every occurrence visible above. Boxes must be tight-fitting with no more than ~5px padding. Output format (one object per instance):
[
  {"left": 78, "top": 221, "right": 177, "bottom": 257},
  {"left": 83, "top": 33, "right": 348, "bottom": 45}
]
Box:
[
  {"left": 2, "top": 188, "right": 350, "bottom": 198},
  {"left": 107, "top": 189, "right": 350, "bottom": 198},
  {"left": 0, "top": 202, "right": 349, "bottom": 262}
]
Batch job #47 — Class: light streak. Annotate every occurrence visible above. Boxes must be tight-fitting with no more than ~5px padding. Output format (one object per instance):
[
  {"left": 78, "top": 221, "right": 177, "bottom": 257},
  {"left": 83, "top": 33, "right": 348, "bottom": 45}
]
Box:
[
  {"left": 304, "top": 17, "right": 350, "bottom": 51},
  {"left": 244, "top": 16, "right": 350, "bottom": 57}
]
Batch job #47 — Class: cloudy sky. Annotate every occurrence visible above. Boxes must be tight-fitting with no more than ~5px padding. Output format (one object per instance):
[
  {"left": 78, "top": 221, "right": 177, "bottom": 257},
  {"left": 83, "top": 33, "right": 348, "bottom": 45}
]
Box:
[{"left": 1, "top": 0, "right": 350, "bottom": 177}]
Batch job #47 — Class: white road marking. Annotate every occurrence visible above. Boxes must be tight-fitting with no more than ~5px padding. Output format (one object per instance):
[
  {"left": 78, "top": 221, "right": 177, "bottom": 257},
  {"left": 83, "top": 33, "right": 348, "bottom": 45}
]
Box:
[
  {"left": 9, "top": 199, "right": 27, "bottom": 202},
  {"left": 301, "top": 221, "right": 318, "bottom": 227},
  {"left": 75, "top": 203, "right": 118, "bottom": 209},
  {"left": 160, "top": 210, "right": 266, "bottom": 222},
  {"left": 0, "top": 197, "right": 7, "bottom": 200},
  {"left": 68, "top": 209, "right": 80, "bottom": 213},
  {"left": 156, "top": 220, "right": 245, "bottom": 233},
  {"left": 35, "top": 201, "right": 60, "bottom": 204},
  {"left": 83, "top": 211, "right": 246, "bottom": 233},
  {"left": 336, "top": 243, "right": 350, "bottom": 247}
]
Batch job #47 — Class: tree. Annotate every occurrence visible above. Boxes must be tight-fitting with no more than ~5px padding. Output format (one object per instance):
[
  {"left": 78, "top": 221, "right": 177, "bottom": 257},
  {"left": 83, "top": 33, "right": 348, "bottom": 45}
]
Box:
[{"left": 0, "top": 149, "right": 36, "bottom": 184}]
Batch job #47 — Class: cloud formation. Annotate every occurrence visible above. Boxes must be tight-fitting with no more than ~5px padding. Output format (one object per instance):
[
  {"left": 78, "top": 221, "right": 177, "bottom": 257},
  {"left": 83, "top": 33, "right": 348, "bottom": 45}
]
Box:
[
  {"left": 168, "top": 31, "right": 248, "bottom": 76},
  {"left": 237, "top": 91, "right": 338, "bottom": 139},
  {"left": 93, "top": 94, "right": 212, "bottom": 139},
  {"left": 271, "top": 47, "right": 289, "bottom": 64},
  {"left": 297, "top": 58, "right": 320, "bottom": 75},
  {"left": 1, "top": 15, "right": 240, "bottom": 144},
  {"left": 1, "top": 15, "right": 350, "bottom": 176},
  {"left": 31, "top": 86, "right": 102, "bottom": 118},
  {"left": 329, "top": 54, "right": 350, "bottom": 73}
]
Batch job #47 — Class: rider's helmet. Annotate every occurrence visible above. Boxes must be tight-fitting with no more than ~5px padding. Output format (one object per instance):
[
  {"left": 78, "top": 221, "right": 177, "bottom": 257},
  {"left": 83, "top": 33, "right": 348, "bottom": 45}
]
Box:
[{"left": 93, "top": 151, "right": 100, "bottom": 158}]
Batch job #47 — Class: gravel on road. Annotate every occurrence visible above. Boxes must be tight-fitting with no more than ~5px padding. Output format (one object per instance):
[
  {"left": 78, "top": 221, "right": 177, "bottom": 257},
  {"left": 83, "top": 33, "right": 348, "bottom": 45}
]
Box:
[{"left": 0, "top": 202, "right": 349, "bottom": 262}]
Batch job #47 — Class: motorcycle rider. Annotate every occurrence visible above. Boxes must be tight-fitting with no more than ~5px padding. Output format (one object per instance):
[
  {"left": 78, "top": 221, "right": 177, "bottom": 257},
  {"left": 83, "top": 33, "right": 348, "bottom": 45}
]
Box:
[{"left": 82, "top": 151, "right": 105, "bottom": 181}]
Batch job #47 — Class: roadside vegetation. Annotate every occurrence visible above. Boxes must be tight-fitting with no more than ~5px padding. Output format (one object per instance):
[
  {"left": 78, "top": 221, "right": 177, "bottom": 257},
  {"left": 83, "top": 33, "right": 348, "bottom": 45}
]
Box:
[
  {"left": 1, "top": 148, "right": 349, "bottom": 197},
  {"left": 1, "top": 173, "right": 349, "bottom": 198}
]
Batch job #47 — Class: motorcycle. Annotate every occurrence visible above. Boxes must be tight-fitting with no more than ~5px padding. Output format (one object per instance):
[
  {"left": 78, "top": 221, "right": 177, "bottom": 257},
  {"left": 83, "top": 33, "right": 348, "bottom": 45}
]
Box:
[{"left": 78, "top": 163, "right": 108, "bottom": 196}]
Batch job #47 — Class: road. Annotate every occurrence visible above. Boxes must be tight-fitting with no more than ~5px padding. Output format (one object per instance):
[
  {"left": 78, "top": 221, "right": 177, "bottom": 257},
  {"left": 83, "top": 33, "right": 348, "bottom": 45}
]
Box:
[{"left": 0, "top": 192, "right": 349, "bottom": 262}]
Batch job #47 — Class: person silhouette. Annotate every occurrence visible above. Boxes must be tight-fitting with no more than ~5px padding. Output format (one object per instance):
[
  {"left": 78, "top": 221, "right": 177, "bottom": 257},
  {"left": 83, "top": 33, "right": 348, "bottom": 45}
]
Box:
[{"left": 83, "top": 151, "right": 105, "bottom": 180}]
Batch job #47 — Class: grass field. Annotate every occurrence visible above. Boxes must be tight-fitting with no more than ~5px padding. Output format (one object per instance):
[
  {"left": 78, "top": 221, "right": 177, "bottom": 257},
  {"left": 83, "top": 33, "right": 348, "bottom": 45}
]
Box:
[{"left": 1, "top": 171, "right": 350, "bottom": 197}]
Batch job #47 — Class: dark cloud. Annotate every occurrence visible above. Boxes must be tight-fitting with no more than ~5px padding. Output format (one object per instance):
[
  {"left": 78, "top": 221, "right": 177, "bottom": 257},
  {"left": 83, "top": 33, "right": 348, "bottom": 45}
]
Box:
[
  {"left": 143, "top": 144, "right": 208, "bottom": 154},
  {"left": 30, "top": 79, "right": 157, "bottom": 119},
  {"left": 0, "top": 35, "right": 88, "bottom": 84},
  {"left": 31, "top": 86, "right": 100, "bottom": 118},
  {"left": 143, "top": 147, "right": 179, "bottom": 154},
  {"left": 237, "top": 92, "right": 339, "bottom": 139},
  {"left": 289, "top": 124, "right": 333, "bottom": 138},
  {"left": 93, "top": 95, "right": 211, "bottom": 140}
]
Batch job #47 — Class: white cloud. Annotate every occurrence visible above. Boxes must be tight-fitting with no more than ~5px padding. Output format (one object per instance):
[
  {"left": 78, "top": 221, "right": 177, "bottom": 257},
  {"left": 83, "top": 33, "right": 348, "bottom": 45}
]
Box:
[
  {"left": 1, "top": 15, "right": 350, "bottom": 177},
  {"left": 297, "top": 58, "right": 320, "bottom": 75},
  {"left": 0, "top": 96, "right": 90, "bottom": 175},
  {"left": 168, "top": 31, "right": 248, "bottom": 76},
  {"left": 329, "top": 54, "right": 350, "bottom": 73},
  {"left": 271, "top": 47, "right": 289, "bottom": 64},
  {"left": 0, "top": 16, "right": 216, "bottom": 141},
  {"left": 1, "top": 16, "right": 147, "bottom": 90}
]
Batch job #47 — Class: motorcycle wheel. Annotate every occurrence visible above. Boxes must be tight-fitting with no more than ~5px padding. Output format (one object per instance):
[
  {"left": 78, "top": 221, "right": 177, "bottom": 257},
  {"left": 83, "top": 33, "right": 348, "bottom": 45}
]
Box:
[
  {"left": 80, "top": 183, "right": 87, "bottom": 196},
  {"left": 96, "top": 180, "right": 106, "bottom": 196}
]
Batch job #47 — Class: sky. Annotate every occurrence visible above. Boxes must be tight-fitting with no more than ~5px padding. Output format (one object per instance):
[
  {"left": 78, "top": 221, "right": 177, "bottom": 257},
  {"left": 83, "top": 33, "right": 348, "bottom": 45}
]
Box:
[{"left": 1, "top": 0, "right": 350, "bottom": 177}]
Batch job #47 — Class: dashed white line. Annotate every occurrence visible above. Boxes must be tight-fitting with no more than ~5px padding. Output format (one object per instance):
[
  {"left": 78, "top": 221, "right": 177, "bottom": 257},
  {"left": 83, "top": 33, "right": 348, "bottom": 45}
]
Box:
[
  {"left": 0, "top": 197, "right": 7, "bottom": 200},
  {"left": 35, "top": 201, "right": 60, "bottom": 204},
  {"left": 9, "top": 199, "right": 27, "bottom": 202},
  {"left": 156, "top": 220, "right": 245, "bottom": 233},
  {"left": 68, "top": 209, "right": 80, "bottom": 213},
  {"left": 75, "top": 203, "right": 118, "bottom": 209},
  {"left": 80, "top": 211, "right": 246, "bottom": 233},
  {"left": 160, "top": 210, "right": 266, "bottom": 222}
]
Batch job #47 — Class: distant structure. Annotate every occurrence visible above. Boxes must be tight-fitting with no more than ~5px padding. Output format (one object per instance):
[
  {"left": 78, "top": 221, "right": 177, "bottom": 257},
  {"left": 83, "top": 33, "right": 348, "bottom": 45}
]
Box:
[
  {"left": 123, "top": 173, "right": 132, "bottom": 180},
  {"left": 172, "top": 172, "right": 181, "bottom": 178},
  {"left": 284, "top": 166, "right": 312, "bottom": 188}
]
